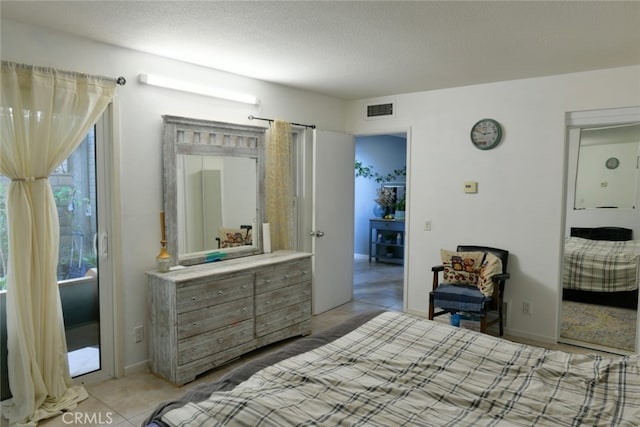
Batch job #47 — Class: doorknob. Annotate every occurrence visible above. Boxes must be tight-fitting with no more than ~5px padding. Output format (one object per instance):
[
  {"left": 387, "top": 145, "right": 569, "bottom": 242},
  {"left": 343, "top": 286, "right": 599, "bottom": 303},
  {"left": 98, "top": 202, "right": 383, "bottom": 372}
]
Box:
[{"left": 309, "top": 230, "right": 325, "bottom": 237}]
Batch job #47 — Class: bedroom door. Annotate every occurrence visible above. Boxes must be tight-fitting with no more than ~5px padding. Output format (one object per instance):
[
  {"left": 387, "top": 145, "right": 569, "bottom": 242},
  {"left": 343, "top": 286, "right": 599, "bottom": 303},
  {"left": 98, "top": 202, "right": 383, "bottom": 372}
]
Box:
[{"left": 311, "top": 130, "right": 355, "bottom": 314}]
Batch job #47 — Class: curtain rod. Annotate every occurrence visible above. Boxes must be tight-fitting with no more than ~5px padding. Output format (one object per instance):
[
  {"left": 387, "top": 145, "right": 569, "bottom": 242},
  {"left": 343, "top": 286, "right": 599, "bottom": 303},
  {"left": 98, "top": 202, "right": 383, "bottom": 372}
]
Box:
[
  {"left": 248, "top": 115, "right": 316, "bottom": 129},
  {"left": 1, "top": 61, "right": 126, "bottom": 86}
]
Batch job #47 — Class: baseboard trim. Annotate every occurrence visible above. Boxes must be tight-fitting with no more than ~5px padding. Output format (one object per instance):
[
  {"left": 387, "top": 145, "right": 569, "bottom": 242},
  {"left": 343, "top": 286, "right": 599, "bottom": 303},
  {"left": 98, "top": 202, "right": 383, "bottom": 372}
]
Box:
[
  {"left": 404, "top": 308, "right": 426, "bottom": 319},
  {"left": 558, "top": 337, "right": 634, "bottom": 356},
  {"left": 123, "top": 359, "right": 150, "bottom": 376},
  {"left": 503, "top": 327, "right": 556, "bottom": 345}
]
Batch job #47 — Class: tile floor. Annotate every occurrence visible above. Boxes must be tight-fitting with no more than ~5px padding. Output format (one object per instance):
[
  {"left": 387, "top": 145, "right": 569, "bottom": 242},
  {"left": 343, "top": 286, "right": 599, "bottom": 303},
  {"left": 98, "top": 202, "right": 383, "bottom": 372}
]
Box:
[{"left": 5, "top": 256, "right": 615, "bottom": 427}]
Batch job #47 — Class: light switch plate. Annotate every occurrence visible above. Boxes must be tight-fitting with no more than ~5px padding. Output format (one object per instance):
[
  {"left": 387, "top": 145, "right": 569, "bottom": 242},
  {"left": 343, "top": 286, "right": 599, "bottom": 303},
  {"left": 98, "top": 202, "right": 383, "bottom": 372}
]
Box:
[{"left": 464, "top": 181, "right": 478, "bottom": 193}]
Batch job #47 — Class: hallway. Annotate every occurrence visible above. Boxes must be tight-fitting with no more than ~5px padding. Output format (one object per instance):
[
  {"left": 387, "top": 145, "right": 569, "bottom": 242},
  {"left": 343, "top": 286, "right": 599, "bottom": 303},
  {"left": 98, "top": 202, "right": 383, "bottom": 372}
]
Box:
[{"left": 353, "top": 255, "right": 403, "bottom": 312}]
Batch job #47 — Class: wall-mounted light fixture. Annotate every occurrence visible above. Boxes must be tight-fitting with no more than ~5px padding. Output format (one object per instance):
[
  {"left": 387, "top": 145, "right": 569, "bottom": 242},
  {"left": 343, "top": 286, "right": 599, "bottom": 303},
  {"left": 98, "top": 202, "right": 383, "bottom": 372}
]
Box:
[{"left": 138, "top": 73, "right": 259, "bottom": 105}]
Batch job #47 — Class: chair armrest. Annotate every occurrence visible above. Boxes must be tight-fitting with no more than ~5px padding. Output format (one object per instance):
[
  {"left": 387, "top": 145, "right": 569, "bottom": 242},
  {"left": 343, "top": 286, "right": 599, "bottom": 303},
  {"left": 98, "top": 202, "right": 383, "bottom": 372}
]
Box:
[
  {"left": 492, "top": 273, "right": 510, "bottom": 281},
  {"left": 431, "top": 265, "right": 444, "bottom": 291}
]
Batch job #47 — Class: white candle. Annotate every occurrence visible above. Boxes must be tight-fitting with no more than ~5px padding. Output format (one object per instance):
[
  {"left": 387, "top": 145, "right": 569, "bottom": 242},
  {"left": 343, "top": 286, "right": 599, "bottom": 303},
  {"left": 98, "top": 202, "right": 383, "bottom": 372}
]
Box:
[{"left": 262, "top": 223, "right": 271, "bottom": 254}]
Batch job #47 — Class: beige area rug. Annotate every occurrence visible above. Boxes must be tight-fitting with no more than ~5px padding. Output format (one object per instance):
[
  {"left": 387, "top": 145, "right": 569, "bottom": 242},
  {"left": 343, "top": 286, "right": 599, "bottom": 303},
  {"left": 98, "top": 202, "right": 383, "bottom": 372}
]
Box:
[{"left": 561, "top": 301, "right": 637, "bottom": 352}]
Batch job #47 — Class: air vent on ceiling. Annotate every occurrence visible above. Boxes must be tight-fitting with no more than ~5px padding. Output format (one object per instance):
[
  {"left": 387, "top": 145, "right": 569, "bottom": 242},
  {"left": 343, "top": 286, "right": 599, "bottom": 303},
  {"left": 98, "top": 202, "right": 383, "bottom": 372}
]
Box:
[{"left": 366, "top": 102, "right": 394, "bottom": 119}]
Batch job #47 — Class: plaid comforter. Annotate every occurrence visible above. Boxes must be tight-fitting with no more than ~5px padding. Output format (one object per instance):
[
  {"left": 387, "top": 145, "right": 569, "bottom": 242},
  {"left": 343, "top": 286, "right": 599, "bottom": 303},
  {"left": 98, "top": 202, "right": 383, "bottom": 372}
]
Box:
[
  {"left": 563, "top": 237, "right": 640, "bottom": 292},
  {"left": 162, "top": 312, "right": 640, "bottom": 427}
]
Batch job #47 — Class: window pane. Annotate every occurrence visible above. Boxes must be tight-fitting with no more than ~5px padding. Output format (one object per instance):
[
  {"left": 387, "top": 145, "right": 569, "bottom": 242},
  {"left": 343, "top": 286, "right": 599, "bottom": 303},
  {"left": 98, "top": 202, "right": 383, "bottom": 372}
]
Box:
[{"left": 53, "top": 128, "right": 98, "bottom": 280}]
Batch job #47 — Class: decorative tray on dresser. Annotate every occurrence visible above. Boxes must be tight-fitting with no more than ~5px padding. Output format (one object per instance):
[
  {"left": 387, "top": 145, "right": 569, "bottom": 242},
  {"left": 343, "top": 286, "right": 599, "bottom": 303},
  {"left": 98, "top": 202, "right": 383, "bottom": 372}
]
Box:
[{"left": 146, "top": 251, "right": 312, "bottom": 385}]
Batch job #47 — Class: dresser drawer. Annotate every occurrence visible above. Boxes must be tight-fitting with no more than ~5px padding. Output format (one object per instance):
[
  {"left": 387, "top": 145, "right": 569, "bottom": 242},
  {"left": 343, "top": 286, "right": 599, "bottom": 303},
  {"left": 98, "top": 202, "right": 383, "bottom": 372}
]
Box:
[
  {"left": 178, "top": 319, "right": 253, "bottom": 365},
  {"left": 255, "top": 282, "right": 311, "bottom": 316},
  {"left": 255, "top": 301, "right": 311, "bottom": 337},
  {"left": 176, "top": 273, "right": 253, "bottom": 313},
  {"left": 175, "top": 340, "right": 257, "bottom": 385},
  {"left": 255, "top": 259, "right": 312, "bottom": 294},
  {"left": 178, "top": 297, "right": 253, "bottom": 339},
  {"left": 370, "top": 219, "right": 404, "bottom": 232}
]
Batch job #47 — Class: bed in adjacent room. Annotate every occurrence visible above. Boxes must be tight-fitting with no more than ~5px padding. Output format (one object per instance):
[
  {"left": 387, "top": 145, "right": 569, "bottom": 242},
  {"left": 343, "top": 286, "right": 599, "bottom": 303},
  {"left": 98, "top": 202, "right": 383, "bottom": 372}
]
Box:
[
  {"left": 143, "top": 310, "right": 640, "bottom": 427},
  {"left": 563, "top": 226, "right": 640, "bottom": 309}
]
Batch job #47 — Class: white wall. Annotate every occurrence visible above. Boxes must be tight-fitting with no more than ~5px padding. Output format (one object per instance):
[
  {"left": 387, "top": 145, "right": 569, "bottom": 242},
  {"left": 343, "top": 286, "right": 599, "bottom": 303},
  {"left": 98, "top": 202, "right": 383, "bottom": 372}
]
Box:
[
  {"left": 346, "top": 66, "right": 640, "bottom": 342},
  {"left": 574, "top": 142, "right": 638, "bottom": 209},
  {"left": 1, "top": 19, "right": 347, "bottom": 371}
]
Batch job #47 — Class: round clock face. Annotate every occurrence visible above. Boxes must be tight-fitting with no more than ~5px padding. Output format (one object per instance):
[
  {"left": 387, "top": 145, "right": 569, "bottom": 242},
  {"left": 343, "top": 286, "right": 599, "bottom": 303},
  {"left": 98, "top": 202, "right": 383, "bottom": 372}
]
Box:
[
  {"left": 605, "top": 157, "right": 619, "bottom": 169},
  {"left": 471, "top": 118, "right": 502, "bottom": 150}
]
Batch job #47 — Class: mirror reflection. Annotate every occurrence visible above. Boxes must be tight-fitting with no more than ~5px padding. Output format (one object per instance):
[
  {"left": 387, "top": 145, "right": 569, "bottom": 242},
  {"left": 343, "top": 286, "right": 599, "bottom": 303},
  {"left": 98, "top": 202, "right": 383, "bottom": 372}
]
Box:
[
  {"left": 574, "top": 123, "right": 640, "bottom": 209},
  {"left": 177, "top": 155, "right": 257, "bottom": 256},
  {"left": 381, "top": 182, "right": 405, "bottom": 219}
]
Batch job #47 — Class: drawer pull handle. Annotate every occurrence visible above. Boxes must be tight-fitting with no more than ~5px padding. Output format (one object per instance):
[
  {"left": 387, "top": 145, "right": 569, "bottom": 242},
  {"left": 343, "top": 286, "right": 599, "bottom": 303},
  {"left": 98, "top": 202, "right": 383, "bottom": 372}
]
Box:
[
  {"left": 284, "top": 274, "right": 290, "bottom": 279},
  {"left": 191, "top": 297, "right": 197, "bottom": 301},
  {"left": 192, "top": 322, "right": 198, "bottom": 327},
  {"left": 265, "top": 279, "right": 271, "bottom": 283},
  {"left": 218, "top": 291, "right": 223, "bottom": 295}
]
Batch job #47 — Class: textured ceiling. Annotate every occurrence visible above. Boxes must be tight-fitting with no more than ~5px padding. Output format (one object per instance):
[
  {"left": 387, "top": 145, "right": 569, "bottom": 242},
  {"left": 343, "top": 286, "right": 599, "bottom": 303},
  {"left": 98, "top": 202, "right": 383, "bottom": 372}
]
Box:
[{"left": 2, "top": 1, "right": 639, "bottom": 100}]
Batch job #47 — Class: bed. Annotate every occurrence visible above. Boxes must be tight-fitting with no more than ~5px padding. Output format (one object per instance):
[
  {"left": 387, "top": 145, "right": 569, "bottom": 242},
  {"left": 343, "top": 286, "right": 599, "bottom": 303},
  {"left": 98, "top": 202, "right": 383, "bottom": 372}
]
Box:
[
  {"left": 144, "top": 310, "right": 640, "bottom": 427},
  {"left": 563, "top": 227, "right": 640, "bottom": 309}
]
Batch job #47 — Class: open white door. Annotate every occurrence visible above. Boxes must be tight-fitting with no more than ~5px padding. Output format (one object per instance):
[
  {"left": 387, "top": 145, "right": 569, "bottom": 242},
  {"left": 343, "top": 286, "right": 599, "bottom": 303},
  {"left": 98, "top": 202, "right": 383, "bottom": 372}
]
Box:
[{"left": 311, "top": 130, "right": 355, "bottom": 314}]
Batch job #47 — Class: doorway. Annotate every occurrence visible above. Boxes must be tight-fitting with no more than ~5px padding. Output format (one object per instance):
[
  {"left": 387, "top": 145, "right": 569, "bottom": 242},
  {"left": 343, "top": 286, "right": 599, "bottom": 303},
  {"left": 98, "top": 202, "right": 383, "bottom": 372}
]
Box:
[
  {"left": 57, "top": 128, "right": 101, "bottom": 377},
  {"left": 54, "top": 106, "right": 118, "bottom": 382},
  {"left": 354, "top": 134, "right": 407, "bottom": 310}
]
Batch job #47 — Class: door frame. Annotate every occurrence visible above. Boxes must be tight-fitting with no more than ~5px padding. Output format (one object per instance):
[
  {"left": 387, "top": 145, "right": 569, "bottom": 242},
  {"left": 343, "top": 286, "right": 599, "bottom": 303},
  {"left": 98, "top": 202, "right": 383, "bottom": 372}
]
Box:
[
  {"left": 353, "top": 127, "right": 412, "bottom": 313},
  {"left": 73, "top": 100, "right": 124, "bottom": 385}
]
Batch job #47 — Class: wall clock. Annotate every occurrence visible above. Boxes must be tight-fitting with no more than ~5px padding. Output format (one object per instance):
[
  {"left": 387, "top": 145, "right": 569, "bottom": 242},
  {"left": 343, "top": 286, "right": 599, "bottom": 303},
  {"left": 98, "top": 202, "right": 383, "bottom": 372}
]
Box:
[
  {"left": 470, "top": 118, "right": 503, "bottom": 150},
  {"left": 605, "top": 157, "right": 619, "bottom": 169}
]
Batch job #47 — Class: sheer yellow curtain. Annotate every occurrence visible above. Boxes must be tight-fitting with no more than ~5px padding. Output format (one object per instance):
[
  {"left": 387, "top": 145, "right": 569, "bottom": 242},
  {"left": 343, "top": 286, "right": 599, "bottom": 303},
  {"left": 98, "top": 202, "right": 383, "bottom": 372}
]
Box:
[
  {"left": 265, "top": 120, "right": 293, "bottom": 251},
  {"left": 0, "top": 61, "right": 116, "bottom": 426}
]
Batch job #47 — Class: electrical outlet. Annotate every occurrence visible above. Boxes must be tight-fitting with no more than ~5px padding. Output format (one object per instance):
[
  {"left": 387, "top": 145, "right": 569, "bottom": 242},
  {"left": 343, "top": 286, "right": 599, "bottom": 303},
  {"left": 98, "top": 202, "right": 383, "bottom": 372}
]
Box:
[
  {"left": 134, "top": 325, "right": 144, "bottom": 343},
  {"left": 522, "top": 301, "right": 532, "bottom": 315},
  {"left": 424, "top": 220, "right": 432, "bottom": 231}
]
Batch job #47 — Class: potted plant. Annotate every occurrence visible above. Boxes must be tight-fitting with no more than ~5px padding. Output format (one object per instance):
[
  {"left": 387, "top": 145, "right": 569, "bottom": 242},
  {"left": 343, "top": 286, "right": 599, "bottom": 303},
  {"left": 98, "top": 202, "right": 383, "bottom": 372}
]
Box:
[{"left": 395, "top": 194, "right": 406, "bottom": 220}]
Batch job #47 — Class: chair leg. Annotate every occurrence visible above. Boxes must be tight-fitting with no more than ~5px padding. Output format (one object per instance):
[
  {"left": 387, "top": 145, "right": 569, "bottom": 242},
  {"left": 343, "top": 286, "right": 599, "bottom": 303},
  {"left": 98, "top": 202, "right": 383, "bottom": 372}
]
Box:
[
  {"left": 480, "top": 316, "right": 487, "bottom": 333},
  {"left": 428, "top": 295, "right": 434, "bottom": 320},
  {"left": 498, "top": 304, "right": 504, "bottom": 336}
]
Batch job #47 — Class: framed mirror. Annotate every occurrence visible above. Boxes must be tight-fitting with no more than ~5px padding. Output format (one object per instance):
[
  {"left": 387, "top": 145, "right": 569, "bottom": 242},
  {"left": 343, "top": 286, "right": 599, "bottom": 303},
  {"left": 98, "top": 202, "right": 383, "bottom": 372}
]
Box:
[
  {"left": 162, "top": 116, "right": 266, "bottom": 265},
  {"left": 382, "top": 182, "right": 406, "bottom": 213}
]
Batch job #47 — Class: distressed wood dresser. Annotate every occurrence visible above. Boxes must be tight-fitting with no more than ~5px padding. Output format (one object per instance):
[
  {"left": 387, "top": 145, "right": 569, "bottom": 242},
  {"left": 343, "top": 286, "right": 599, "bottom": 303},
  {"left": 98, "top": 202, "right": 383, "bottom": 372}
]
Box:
[{"left": 147, "top": 251, "right": 312, "bottom": 384}]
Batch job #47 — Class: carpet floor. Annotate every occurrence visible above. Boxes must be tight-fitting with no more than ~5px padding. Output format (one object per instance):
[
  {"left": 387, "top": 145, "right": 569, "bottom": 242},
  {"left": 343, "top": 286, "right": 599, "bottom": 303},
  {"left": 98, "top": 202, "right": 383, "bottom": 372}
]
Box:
[{"left": 560, "top": 301, "right": 637, "bottom": 352}]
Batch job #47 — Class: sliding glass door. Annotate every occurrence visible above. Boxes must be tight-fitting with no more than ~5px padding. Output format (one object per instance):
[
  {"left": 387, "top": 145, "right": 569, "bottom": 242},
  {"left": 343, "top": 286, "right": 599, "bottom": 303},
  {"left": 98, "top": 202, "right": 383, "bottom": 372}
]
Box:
[{"left": 55, "top": 126, "right": 101, "bottom": 377}]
